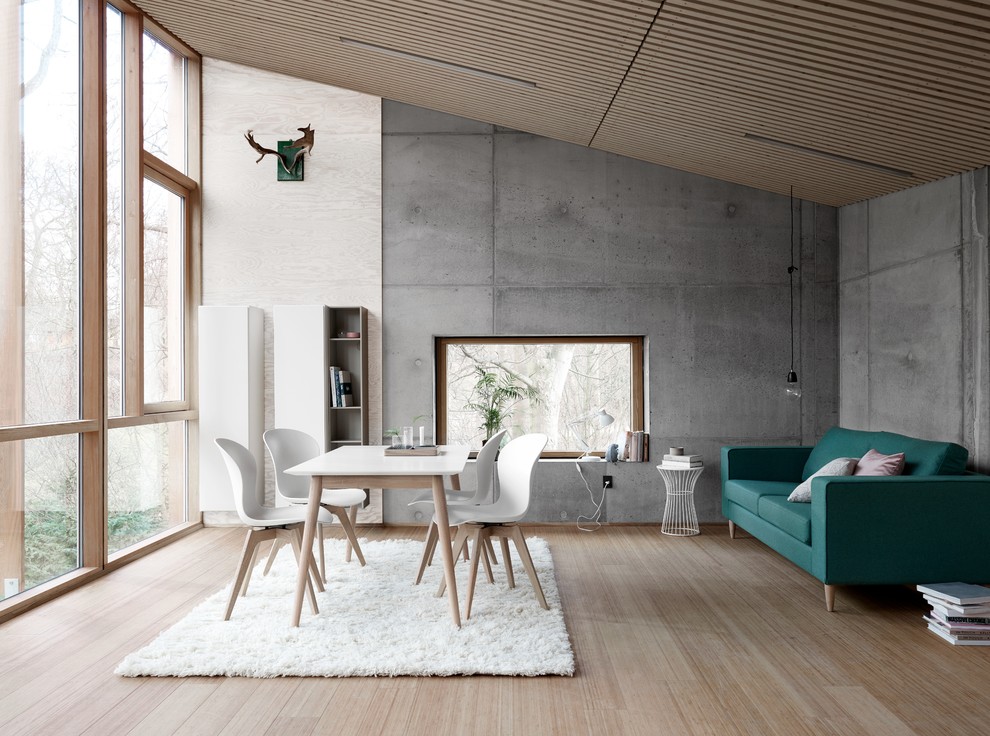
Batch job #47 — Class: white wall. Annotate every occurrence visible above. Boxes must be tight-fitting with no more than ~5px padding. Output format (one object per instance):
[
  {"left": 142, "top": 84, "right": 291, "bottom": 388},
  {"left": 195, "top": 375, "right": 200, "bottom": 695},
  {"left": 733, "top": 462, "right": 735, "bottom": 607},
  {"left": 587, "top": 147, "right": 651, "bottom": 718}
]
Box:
[{"left": 201, "top": 58, "right": 383, "bottom": 517}]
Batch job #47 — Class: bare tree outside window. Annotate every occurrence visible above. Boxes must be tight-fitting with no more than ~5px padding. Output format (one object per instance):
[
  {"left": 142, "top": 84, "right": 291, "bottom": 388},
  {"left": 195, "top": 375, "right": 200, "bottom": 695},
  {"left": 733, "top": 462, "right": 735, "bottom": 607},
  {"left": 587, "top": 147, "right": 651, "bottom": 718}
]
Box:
[{"left": 440, "top": 338, "right": 642, "bottom": 455}]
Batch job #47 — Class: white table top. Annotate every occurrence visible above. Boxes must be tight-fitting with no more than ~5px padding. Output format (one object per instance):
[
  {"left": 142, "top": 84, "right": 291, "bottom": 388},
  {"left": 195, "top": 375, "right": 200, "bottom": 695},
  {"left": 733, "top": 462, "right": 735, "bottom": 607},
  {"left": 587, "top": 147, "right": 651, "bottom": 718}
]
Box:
[{"left": 286, "top": 444, "right": 471, "bottom": 477}]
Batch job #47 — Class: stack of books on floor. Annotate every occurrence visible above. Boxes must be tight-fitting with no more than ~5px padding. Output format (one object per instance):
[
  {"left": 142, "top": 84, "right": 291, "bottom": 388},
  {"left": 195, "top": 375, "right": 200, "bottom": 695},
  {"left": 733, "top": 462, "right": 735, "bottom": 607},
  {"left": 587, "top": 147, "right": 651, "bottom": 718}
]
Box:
[
  {"left": 661, "top": 453, "right": 702, "bottom": 468},
  {"left": 918, "top": 582, "right": 990, "bottom": 646}
]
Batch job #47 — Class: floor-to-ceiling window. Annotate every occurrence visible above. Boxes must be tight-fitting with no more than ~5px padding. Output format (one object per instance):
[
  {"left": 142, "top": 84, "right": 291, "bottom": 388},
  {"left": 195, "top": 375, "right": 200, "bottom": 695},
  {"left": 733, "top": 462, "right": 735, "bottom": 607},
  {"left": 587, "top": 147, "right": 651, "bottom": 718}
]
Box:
[{"left": 0, "top": 0, "right": 200, "bottom": 619}]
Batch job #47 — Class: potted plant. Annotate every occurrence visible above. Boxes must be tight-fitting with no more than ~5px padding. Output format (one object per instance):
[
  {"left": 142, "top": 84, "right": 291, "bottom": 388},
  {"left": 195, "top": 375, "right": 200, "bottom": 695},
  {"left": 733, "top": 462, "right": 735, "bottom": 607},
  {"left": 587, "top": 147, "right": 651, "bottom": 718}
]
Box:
[{"left": 464, "top": 366, "right": 540, "bottom": 443}]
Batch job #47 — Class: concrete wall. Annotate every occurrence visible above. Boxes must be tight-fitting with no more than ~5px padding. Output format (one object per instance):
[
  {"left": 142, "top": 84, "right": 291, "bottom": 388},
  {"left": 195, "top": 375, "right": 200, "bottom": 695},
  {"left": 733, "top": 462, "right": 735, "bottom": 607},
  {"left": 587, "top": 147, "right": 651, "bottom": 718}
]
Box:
[
  {"left": 382, "top": 102, "right": 839, "bottom": 524},
  {"left": 838, "top": 169, "right": 990, "bottom": 469},
  {"left": 201, "top": 59, "right": 383, "bottom": 516}
]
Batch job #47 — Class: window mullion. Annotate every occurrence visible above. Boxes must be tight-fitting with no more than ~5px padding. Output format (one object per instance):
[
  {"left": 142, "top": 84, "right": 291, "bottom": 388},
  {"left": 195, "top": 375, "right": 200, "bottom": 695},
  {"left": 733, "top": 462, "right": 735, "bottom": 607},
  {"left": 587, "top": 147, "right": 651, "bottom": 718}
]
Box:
[
  {"left": 80, "top": 0, "right": 107, "bottom": 571},
  {"left": 123, "top": 8, "right": 143, "bottom": 417}
]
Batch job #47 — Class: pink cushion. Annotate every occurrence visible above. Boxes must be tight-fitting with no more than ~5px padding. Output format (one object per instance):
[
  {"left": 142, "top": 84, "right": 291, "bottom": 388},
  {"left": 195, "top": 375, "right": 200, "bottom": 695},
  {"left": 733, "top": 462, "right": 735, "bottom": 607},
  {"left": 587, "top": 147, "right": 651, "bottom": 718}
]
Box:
[{"left": 854, "top": 448, "right": 905, "bottom": 476}]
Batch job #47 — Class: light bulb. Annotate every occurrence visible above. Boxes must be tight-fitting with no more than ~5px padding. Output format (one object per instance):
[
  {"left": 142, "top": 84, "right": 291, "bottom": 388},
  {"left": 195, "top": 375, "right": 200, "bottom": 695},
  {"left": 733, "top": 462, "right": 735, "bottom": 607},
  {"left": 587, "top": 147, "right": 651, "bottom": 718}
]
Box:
[{"left": 785, "top": 370, "right": 802, "bottom": 398}]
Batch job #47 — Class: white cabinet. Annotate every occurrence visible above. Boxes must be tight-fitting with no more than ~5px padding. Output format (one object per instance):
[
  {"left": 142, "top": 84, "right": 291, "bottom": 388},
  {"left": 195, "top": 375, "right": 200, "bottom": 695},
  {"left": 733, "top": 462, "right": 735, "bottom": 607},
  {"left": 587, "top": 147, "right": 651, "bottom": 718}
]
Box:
[{"left": 198, "top": 306, "right": 265, "bottom": 514}]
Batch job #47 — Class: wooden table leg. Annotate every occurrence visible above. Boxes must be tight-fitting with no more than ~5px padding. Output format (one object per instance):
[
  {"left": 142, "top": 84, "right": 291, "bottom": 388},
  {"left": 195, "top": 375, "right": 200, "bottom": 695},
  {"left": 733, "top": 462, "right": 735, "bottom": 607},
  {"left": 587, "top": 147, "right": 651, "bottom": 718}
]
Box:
[
  {"left": 432, "top": 474, "right": 461, "bottom": 628},
  {"left": 292, "top": 475, "right": 324, "bottom": 627}
]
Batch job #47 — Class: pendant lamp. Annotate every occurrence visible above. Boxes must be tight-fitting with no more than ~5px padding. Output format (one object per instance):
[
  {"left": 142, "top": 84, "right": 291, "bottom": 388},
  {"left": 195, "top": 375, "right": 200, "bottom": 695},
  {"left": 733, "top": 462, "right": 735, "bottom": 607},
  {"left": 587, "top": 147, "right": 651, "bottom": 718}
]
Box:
[{"left": 786, "top": 186, "right": 802, "bottom": 398}]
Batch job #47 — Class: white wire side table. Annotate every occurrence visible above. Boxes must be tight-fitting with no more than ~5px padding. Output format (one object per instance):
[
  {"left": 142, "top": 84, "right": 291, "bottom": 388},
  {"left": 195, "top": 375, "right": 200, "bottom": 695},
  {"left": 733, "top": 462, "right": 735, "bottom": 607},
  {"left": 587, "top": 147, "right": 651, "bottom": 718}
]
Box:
[{"left": 657, "top": 464, "right": 704, "bottom": 536}]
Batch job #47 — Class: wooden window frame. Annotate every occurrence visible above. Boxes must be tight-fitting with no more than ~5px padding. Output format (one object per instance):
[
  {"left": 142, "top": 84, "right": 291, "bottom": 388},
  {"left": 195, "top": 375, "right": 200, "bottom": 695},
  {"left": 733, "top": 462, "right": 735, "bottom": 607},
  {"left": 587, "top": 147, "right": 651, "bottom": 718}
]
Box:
[
  {"left": 0, "top": 0, "right": 201, "bottom": 624},
  {"left": 435, "top": 335, "right": 645, "bottom": 459}
]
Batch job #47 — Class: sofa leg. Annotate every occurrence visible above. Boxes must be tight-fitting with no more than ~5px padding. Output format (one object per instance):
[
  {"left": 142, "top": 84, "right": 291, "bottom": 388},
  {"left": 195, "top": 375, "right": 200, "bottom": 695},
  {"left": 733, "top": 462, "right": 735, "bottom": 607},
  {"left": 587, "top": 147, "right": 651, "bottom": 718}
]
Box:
[
  {"left": 728, "top": 520, "right": 736, "bottom": 539},
  {"left": 824, "top": 584, "right": 836, "bottom": 612}
]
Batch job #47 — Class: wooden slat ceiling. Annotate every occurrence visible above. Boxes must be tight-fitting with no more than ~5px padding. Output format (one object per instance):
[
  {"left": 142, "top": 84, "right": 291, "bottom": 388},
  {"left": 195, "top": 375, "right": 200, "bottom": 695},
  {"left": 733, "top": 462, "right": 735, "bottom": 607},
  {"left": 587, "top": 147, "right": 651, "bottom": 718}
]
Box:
[{"left": 134, "top": 0, "right": 990, "bottom": 206}]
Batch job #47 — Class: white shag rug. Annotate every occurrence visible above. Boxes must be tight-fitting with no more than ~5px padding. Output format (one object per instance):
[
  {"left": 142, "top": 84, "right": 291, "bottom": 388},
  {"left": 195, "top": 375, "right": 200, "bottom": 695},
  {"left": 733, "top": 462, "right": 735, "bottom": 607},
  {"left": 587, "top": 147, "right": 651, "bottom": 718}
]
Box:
[{"left": 116, "top": 537, "right": 574, "bottom": 678}]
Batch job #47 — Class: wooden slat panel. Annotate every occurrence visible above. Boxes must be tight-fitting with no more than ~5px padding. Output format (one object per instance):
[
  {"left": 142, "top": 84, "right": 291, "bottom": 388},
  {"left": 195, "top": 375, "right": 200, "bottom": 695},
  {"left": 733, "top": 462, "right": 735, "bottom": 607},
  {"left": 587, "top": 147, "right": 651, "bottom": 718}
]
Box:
[{"left": 131, "top": 0, "right": 990, "bottom": 205}]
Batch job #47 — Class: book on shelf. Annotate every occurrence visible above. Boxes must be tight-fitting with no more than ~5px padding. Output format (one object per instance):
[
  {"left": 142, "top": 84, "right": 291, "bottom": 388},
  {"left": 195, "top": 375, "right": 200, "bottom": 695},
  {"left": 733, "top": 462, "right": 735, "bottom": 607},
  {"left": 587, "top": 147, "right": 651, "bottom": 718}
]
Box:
[
  {"left": 329, "top": 366, "right": 341, "bottom": 407},
  {"left": 926, "top": 623, "right": 990, "bottom": 646},
  {"left": 328, "top": 367, "right": 354, "bottom": 408},
  {"left": 338, "top": 370, "right": 354, "bottom": 407},
  {"left": 917, "top": 582, "right": 990, "bottom": 605}
]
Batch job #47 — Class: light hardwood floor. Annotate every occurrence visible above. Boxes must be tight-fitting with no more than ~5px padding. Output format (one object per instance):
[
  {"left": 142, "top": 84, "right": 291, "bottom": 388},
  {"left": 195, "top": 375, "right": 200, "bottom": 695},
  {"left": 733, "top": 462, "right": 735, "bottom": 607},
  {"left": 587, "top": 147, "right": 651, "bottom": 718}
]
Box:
[{"left": 2, "top": 525, "right": 988, "bottom": 735}]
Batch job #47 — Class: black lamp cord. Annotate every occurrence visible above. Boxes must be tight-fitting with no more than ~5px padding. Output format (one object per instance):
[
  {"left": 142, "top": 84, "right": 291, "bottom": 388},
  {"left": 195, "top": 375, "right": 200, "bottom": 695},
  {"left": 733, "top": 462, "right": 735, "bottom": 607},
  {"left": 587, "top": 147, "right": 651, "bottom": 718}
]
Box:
[{"left": 788, "top": 186, "right": 798, "bottom": 375}]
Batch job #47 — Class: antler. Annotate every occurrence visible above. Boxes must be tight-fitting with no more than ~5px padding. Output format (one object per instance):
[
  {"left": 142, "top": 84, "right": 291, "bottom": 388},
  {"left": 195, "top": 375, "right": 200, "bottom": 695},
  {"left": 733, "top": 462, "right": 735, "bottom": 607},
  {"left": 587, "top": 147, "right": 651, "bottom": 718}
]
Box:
[{"left": 244, "top": 130, "right": 288, "bottom": 168}]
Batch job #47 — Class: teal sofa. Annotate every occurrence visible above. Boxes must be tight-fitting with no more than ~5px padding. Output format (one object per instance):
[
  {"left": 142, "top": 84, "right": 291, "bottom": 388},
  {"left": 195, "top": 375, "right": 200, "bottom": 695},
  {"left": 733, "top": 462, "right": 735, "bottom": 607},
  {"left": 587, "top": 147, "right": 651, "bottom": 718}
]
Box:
[{"left": 721, "top": 426, "right": 990, "bottom": 611}]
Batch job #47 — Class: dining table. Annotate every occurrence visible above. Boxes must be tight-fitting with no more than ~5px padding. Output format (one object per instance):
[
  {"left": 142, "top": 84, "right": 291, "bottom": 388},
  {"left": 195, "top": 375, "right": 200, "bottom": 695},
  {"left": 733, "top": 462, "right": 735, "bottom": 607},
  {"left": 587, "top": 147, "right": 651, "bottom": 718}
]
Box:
[{"left": 285, "top": 444, "right": 471, "bottom": 627}]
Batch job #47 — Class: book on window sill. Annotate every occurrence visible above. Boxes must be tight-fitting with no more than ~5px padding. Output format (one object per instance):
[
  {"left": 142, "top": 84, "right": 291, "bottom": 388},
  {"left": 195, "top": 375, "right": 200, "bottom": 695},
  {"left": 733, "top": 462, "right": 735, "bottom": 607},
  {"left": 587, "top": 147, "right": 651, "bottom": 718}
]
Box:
[
  {"left": 917, "top": 582, "right": 990, "bottom": 605},
  {"left": 384, "top": 445, "right": 439, "bottom": 456}
]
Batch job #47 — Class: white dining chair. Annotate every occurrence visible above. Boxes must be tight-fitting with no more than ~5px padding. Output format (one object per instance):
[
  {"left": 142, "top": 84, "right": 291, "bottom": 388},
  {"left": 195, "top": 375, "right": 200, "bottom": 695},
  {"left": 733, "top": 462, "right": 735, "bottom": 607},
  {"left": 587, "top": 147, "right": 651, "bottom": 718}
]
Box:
[
  {"left": 409, "top": 428, "right": 507, "bottom": 585},
  {"left": 215, "top": 438, "right": 326, "bottom": 621},
  {"left": 264, "top": 428, "right": 367, "bottom": 582},
  {"left": 437, "top": 433, "right": 549, "bottom": 619}
]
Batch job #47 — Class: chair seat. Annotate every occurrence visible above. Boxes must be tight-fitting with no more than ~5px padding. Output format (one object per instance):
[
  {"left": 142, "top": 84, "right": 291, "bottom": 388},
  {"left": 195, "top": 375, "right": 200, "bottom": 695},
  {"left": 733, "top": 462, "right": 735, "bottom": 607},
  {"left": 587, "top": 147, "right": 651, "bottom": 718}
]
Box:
[
  {"left": 284, "top": 487, "right": 366, "bottom": 508},
  {"left": 409, "top": 489, "right": 485, "bottom": 506},
  {"left": 257, "top": 504, "right": 337, "bottom": 525},
  {"left": 442, "top": 499, "right": 522, "bottom": 526}
]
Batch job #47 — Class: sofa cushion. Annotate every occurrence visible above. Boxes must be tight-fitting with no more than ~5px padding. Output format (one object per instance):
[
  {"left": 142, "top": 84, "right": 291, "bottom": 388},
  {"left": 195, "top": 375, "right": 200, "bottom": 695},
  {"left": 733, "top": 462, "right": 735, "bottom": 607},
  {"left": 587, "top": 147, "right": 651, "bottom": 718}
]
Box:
[
  {"left": 788, "top": 457, "right": 857, "bottom": 502},
  {"left": 802, "top": 426, "right": 968, "bottom": 480},
  {"left": 854, "top": 448, "right": 905, "bottom": 476},
  {"left": 758, "top": 495, "right": 812, "bottom": 544},
  {"left": 724, "top": 479, "right": 796, "bottom": 515}
]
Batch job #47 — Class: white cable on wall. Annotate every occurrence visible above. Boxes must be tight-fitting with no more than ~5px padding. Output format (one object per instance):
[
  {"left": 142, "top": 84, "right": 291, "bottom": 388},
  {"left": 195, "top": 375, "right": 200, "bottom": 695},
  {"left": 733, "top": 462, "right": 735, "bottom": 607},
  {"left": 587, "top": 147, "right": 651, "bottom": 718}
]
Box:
[{"left": 574, "top": 462, "right": 606, "bottom": 532}]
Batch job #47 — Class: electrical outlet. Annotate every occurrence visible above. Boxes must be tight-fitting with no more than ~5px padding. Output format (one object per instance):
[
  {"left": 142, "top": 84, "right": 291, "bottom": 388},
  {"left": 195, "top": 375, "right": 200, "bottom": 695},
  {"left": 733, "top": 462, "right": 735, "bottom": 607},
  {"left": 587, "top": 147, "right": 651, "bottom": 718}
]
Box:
[
  {"left": 603, "top": 475, "right": 613, "bottom": 490},
  {"left": 3, "top": 578, "right": 18, "bottom": 599}
]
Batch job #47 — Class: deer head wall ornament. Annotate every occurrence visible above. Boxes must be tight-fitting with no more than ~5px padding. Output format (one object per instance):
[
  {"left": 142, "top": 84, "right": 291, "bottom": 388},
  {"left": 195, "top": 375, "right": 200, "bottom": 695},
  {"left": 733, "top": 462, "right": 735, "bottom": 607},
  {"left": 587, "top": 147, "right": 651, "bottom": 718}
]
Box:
[{"left": 244, "top": 124, "right": 315, "bottom": 181}]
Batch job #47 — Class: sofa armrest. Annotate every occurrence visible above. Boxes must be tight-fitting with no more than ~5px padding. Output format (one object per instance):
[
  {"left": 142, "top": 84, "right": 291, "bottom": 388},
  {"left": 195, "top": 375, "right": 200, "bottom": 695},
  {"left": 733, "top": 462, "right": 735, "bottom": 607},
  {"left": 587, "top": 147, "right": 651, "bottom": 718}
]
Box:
[
  {"left": 811, "top": 475, "right": 990, "bottom": 585},
  {"left": 720, "top": 446, "right": 812, "bottom": 485}
]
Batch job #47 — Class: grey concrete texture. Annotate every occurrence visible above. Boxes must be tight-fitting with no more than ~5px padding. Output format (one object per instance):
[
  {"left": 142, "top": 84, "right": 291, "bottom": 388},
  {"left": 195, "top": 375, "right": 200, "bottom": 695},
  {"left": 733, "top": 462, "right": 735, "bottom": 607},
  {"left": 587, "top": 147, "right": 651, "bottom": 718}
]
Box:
[
  {"left": 868, "top": 174, "right": 962, "bottom": 272},
  {"left": 383, "top": 100, "right": 493, "bottom": 135},
  {"left": 838, "top": 277, "right": 870, "bottom": 431},
  {"left": 838, "top": 170, "right": 990, "bottom": 456},
  {"left": 838, "top": 201, "right": 868, "bottom": 282},
  {"left": 381, "top": 102, "right": 839, "bottom": 523},
  {"left": 383, "top": 134, "right": 493, "bottom": 286},
  {"left": 868, "top": 250, "right": 963, "bottom": 442},
  {"left": 383, "top": 285, "right": 492, "bottom": 439},
  {"left": 493, "top": 133, "right": 795, "bottom": 287}
]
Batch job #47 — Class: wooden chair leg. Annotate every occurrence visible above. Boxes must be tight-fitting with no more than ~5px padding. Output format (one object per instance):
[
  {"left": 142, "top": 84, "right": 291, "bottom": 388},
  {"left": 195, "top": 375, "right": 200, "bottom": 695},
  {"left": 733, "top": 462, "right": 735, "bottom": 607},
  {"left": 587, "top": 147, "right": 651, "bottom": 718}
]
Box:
[
  {"left": 240, "top": 539, "right": 263, "bottom": 596},
  {"left": 344, "top": 504, "right": 360, "bottom": 562},
  {"left": 728, "top": 520, "right": 736, "bottom": 539},
  {"left": 317, "top": 523, "right": 327, "bottom": 583},
  {"left": 478, "top": 530, "right": 495, "bottom": 584},
  {"left": 330, "top": 505, "right": 366, "bottom": 567},
  {"left": 288, "top": 529, "right": 320, "bottom": 614},
  {"left": 824, "top": 584, "right": 836, "bottom": 612},
  {"left": 484, "top": 535, "right": 499, "bottom": 566},
  {"left": 415, "top": 522, "right": 438, "bottom": 585},
  {"left": 509, "top": 525, "right": 548, "bottom": 610},
  {"left": 438, "top": 525, "right": 470, "bottom": 598},
  {"left": 465, "top": 526, "right": 484, "bottom": 619},
  {"left": 225, "top": 528, "right": 273, "bottom": 621},
  {"left": 262, "top": 538, "right": 286, "bottom": 576},
  {"left": 499, "top": 536, "right": 515, "bottom": 588}
]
